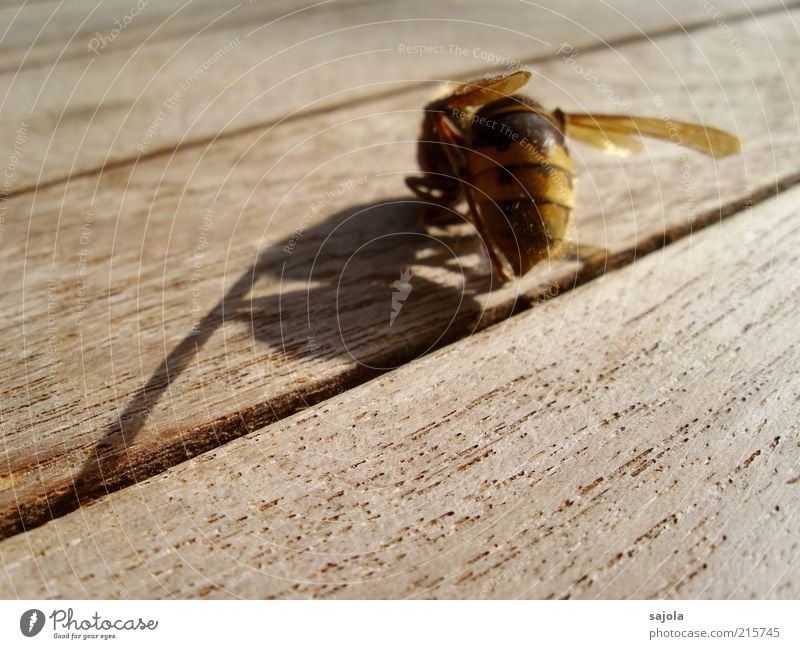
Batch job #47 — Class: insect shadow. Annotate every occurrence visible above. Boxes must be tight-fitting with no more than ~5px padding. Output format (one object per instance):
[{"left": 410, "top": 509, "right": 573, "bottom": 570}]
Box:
[
  {"left": 38, "top": 197, "right": 495, "bottom": 531},
  {"left": 232, "top": 198, "right": 495, "bottom": 369}
]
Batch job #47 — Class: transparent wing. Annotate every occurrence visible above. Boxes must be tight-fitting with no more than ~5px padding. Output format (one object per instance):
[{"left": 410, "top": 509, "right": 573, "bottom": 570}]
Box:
[
  {"left": 436, "top": 70, "right": 532, "bottom": 109},
  {"left": 564, "top": 121, "right": 644, "bottom": 157},
  {"left": 564, "top": 113, "right": 741, "bottom": 158}
]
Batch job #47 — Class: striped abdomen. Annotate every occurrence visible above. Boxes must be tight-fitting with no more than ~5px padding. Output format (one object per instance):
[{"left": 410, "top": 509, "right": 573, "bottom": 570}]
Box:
[{"left": 466, "top": 95, "right": 575, "bottom": 276}]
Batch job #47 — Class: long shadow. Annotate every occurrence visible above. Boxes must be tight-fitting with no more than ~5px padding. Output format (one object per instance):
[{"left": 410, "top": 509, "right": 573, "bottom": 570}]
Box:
[{"left": 9, "top": 198, "right": 493, "bottom": 538}]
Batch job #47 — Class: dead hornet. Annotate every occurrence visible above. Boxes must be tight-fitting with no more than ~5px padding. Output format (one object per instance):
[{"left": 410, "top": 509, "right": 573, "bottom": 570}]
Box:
[{"left": 405, "top": 70, "right": 741, "bottom": 281}]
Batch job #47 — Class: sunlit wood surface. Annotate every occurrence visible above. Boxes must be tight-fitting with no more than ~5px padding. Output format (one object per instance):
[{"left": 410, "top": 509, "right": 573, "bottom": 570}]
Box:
[{"left": 0, "top": 0, "right": 797, "bottom": 598}]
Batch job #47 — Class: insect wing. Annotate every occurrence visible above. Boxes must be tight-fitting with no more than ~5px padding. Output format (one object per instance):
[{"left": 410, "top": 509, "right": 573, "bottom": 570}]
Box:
[
  {"left": 564, "top": 120, "right": 644, "bottom": 157},
  {"left": 564, "top": 113, "right": 741, "bottom": 158},
  {"left": 439, "top": 70, "right": 532, "bottom": 108}
]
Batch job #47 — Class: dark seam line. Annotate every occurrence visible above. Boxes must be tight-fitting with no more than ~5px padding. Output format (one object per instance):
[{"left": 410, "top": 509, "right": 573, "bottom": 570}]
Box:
[
  {"left": 2, "top": 170, "right": 797, "bottom": 541},
  {"left": 3, "top": 1, "right": 795, "bottom": 201}
]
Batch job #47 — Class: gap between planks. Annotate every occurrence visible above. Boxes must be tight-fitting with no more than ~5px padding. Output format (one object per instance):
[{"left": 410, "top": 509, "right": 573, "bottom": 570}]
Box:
[
  {"left": 4, "top": 173, "right": 799, "bottom": 542},
  {"left": 2, "top": 0, "right": 794, "bottom": 200},
  {"left": 2, "top": 9, "right": 798, "bottom": 540},
  {"left": 0, "top": 184, "right": 797, "bottom": 598}
]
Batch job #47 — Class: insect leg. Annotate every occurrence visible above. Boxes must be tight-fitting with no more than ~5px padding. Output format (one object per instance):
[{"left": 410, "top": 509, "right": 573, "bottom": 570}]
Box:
[
  {"left": 560, "top": 240, "right": 610, "bottom": 265},
  {"left": 405, "top": 174, "right": 465, "bottom": 224},
  {"left": 436, "top": 113, "right": 514, "bottom": 281},
  {"left": 405, "top": 174, "right": 459, "bottom": 202}
]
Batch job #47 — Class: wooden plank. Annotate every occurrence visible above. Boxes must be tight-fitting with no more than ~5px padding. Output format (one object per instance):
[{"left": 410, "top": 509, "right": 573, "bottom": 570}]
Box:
[
  {"left": 1, "top": 183, "right": 797, "bottom": 599},
  {"left": 0, "top": 0, "right": 318, "bottom": 72},
  {"left": 0, "top": 0, "right": 784, "bottom": 192},
  {"left": 1, "top": 9, "right": 798, "bottom": 540}
]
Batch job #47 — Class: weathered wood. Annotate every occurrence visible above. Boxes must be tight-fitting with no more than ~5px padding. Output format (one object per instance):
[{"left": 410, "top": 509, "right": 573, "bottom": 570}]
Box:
[
  {"left": 0, "top": 0, "right": 785, "bottom": 191},
  {"left": 0, "top": 0, "right": 316, "bottom": 72},
  {"left": 1, "top": 9, "right": 798, "bottom": 539},
  {"left": 1, "top": 184, "right": 797, "bottom": 599}
]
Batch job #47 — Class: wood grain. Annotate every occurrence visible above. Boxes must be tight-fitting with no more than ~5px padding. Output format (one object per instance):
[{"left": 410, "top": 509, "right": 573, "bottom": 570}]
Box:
[
  {"left": 0, "top": 0, "right": 320, "bottom": 72},
  {"left": 1, "top": 9, "right": 798, "bottom": 539},
  {"left": 0, "top": 0, "right": 785, "bottom": 192},
  {"left": 1, "top": 183, "right": 797, "bottom": 599}
]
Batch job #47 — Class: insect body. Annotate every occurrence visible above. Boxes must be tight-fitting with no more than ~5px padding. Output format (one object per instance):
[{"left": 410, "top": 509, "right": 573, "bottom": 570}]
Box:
[{"left": 406, "top": 70, "right": 741, "bottom": 281}]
